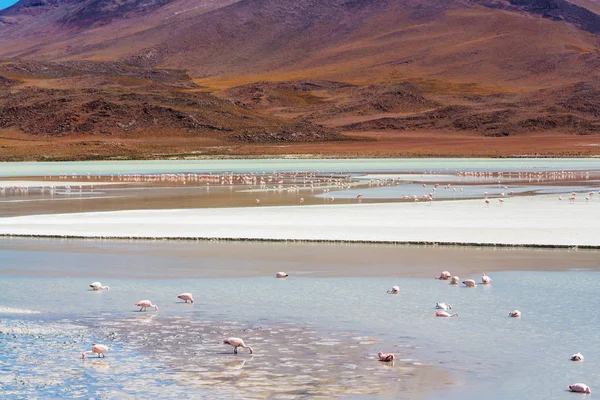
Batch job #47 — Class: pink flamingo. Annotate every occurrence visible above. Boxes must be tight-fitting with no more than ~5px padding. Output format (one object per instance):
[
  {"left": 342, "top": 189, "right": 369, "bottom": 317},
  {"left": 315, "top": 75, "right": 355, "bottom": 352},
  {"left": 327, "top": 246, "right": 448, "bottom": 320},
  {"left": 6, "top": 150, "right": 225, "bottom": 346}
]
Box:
[
  {"left": 136, "top": 300, "right": 158, "bottom": 311},
  {"left": 463, "top": 279, "right": 476, "bottom": 287},
  {"left": 89, "top": 282, "right": 110, "bottom": 291},
  {"left": 276, "top": 272, "right": 288, "bottom": 278},
  {"left": 569, "top": 383, "right": 591, "bottom": 394},
  {"left": 436, "top": 271, "right": 452, "bottom": 280},
  {"left": 481, "top": 273, "right": 492, "bottom": 284},
  {"left": 570, "top": 353, "right": 584, "bottom": 361},
  {"left": 508, "top": 310, "right": 521, "bottom": 318},
  {"left": 450, "top": 276, "right": 460, "bottom": 285},
  {"left": 223, "top": 337, "right": 253, "bottom": 354},
  {"left": 177, "top": 293, "right": 194, "bottom": 303},
  {"left": 377, "top": 352, "right": 395, "bottom": 362},
  {"left": 82, "top": 344, "right": 110, "bottom": 358},
  {"left": 435, "top": 311, "right": 459, "bottom": 317},
  {"left": 387, "top": 285, "right": 400, "bottom": 294}
]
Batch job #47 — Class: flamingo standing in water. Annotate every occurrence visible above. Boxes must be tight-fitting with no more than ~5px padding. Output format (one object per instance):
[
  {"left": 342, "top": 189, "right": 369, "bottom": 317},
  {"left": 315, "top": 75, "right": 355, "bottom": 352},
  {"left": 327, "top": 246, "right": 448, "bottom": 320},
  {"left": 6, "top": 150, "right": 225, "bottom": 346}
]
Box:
[
  {"left": 89, "top": 282, "right": 110, "bottom": 291},
  {"left": 436, "top": 271, "right": 452, "bottom": 280},
  {"left": 463, "top": 279, "right": 476, "bottom": 287},
  {"left": 136, "top": 300, "right": 159, "bottom": 311},
  {"left": 82, "top": 344, "right": 110, "bottom": 358},
  {"left": 177, "top": 293, "right": 194, "bottom": 303},
  {"left": 435, "top": 311, "right": 459, "bottom": 317},
  {"left": 377, "top": 352, "right": 395, "bottom": 362},
  {"left": 276, "top": 272, "right": 288, "bottom": 278},
  {"left": 450, "top": 276, "right": 460, "bottom": 285},
  {"left": 435, "top": 302, "right": 452, "bottom": 311},
  {"left": 387, "top": 286, "right": 400, "bottom": 294},
  {"left": 569, "top": 383, "right": 591, "bottom": 394},
  {"left": 570, "top": 353, "right": 584, "bottom": 361},
  {"left": 481, "top": 273, "right": 492, "bottom": 284},
  {"left": 223, "top": 337, "right": 253, "bottom": 354},
  {"left": 508, "top": 310, "right": 521, "bottom": 318}
]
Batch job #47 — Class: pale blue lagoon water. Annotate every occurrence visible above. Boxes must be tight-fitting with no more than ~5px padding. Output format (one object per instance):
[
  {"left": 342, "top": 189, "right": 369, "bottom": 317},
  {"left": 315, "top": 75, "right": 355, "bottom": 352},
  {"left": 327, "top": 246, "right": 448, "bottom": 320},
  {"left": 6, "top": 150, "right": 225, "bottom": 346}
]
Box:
[
  {"left": 1, "top": 239, "right": 599, "bottom": 399},
  {"left": 1, "top": 158, "right": 599, "bottom": 398},
  {"left": 1, "top": 158, "right": 600, "bottom": 177}
]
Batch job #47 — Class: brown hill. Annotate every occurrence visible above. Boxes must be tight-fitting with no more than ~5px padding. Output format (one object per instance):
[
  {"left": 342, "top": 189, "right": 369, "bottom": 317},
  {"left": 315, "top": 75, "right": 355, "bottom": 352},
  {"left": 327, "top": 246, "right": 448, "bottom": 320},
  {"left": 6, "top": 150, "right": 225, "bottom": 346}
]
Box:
[
  {"left": 2, "top": 0, "right": 599, "bottom": 87},
  {"left": 1, "top": 0, "right": 600, "bottom": 159},
  {"left": 0, "top": 60, "right": 340, "bottom": 160}
]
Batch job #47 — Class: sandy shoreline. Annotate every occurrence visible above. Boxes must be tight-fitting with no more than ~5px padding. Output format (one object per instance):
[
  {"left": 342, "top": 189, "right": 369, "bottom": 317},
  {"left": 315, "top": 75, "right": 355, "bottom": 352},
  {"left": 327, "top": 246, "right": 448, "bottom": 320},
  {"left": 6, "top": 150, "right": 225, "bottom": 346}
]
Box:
[{"left": 1, "top": 195, "right": 598, "bottom": 247}]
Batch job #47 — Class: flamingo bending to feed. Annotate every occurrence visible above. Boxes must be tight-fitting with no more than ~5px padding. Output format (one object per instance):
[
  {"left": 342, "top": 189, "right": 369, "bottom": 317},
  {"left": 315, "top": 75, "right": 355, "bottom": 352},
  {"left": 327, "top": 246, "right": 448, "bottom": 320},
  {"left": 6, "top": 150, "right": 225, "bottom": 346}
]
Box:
[
  {"left": 82, "top": 344, "right": 110, "bottom": 358},
  {"left": 387, "top": 286, "right": 400, "bottom": 294},
  {"left": 436, "top": 271, "right": 452, "bottom": 280},
  {"left": 177, "top": 293, "right": 194, "bottom": 303},
  {"left": 276, "top": 272, "right": 289, "bottom": 278},
  {"left": 569, "top": 383, "right": 591, "bottom": 394},
  {"left": 463, "top": 279, "right": 476, "bottom": 287},
  {"left": 136, "top": 300, "right": 159, "bottom": 311},
  {"left": 450, "top": 276, "right": 460, "bottom": 285},
  {"left": 435, "top": 311, "right": 459, "bottom": 317},
  {"left": 435, "top": 302, "right": 452, "bottom": 311},
  {"left": 223, "top": 337, "right": 253, "bottom": 354},
  {"left": 508, "top": 310, "right": 521, "bottom": 318},
  {"left": 571, "top": 353, "right": 584, "bottom": 361},
  {"left": 90, "top": 282, "right": 110, "bottom": 291},
  {"left": 481, "top": 273, "right": 492, "bottom": 284},
  {"left": 377, "top": 352, "right": 395, "bottom": 362}
]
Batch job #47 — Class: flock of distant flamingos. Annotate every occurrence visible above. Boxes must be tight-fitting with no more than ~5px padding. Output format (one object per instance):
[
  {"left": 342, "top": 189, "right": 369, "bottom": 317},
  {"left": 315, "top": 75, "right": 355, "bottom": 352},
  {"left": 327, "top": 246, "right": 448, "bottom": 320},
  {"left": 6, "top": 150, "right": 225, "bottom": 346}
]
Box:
[{"left": 81, "top": 270, "right": 591, "bottom": 394}]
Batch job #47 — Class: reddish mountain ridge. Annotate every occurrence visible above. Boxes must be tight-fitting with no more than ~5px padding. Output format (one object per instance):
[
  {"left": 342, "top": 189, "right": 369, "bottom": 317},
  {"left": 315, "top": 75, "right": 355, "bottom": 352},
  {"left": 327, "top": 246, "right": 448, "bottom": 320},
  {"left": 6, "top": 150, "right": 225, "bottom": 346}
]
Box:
[{"left": 1, "top": 0, "right": 600, "bottom": 159}]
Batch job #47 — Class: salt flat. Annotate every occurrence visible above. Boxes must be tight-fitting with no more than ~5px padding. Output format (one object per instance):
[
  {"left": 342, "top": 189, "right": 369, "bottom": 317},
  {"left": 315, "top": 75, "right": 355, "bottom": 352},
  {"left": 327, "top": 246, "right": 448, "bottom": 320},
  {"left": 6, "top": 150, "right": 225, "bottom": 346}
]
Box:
[{"left": 0, "top": 195, "right": 597, "bottom": 246}]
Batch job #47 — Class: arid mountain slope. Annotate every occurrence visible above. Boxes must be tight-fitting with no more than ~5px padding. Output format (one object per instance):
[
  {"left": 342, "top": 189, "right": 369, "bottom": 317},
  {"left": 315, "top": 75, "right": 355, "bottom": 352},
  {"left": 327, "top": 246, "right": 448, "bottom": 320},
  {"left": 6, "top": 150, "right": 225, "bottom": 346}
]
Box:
[
  {"left": 1, "top": 0, "right": 600, "bottom": 160},
  {"left": 1, "top": 0, "right": 599, "bottom": 88},
  {"left": 0, "top": 61, "right": 338, "bottom": 155}
]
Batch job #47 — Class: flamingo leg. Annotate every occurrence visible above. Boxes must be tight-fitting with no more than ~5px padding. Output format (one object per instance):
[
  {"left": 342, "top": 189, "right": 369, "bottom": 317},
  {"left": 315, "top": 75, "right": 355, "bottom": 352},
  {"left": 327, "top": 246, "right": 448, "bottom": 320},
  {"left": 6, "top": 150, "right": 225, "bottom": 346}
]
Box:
[{"left": 234, "top": 348, "right": 238, "bottom": 354}]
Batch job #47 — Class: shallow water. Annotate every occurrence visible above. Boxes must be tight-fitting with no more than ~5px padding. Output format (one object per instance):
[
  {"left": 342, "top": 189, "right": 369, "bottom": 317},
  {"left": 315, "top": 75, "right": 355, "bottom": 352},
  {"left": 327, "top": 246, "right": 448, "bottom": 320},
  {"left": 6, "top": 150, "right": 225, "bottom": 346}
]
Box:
[
  {"left": 1, "top": 158, "right": 600, "bottom": 177},
  {"left": 0, "top": 238, "right": 599, "bottom": 399},
  {"left": 2, "top": 160, "right": 599, "bottom": 217},
  {"left": 1, "top": 158, "right": 599, "bottom": 398}
]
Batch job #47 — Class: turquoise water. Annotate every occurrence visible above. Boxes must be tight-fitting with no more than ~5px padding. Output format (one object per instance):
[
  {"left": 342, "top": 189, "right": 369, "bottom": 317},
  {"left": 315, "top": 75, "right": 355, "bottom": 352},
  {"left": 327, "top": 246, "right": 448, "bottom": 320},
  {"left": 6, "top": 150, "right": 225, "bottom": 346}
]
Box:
[
  {"left": 1, "top": 238, "right": 598, "bottom": 399},
  {"left": 1, "top": 158, "right": 600, "bottom": 177}
]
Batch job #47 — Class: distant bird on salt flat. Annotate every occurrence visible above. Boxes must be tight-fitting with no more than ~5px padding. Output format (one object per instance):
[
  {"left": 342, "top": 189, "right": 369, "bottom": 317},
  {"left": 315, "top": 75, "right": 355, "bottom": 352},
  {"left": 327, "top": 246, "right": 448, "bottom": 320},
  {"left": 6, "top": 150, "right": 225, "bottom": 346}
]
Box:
[
  {"left": 82, "top": 343, "right": 110, "bottom": 359},
  {"left": 377, "top": 352, "right": 395, "bottom": 362},
  {"left": 89, "top": 282, "right": 110, "bottom": 291},
  {"left": 136, "top": 300, "right": 158, "bottom": 311},
  {"left": 177, "top": 293, "right": 194, "bottom": 303},
  {"left": 276, "top": 272, "right": 288, "bottom": 278},
  {"left": 435, "top": 302, "right": 452, "bottom": 311},
  {"left": 435, "top": 271, "right": 452, "bottom": 280},
  {"left": 387, "top": 286, "right": 400, "bottom": 294},
  {"left": 450, "top": 276, "right": 460, "bottom": 285},
  {"left": 223, "top": 337, "right": 253, "bottom": 354},
  {"left": 435, "top": 311, "right": 459, "bottom": 317},
  {"left": 463, "top": 279, "right": 476, "bottom": 287},
  {"left": 570, "top": 353, "right": 584, "bottom": 361},
  {"left": 569, "top": 383, "right": 591, "bottom": 394},
  {"left": 508, "top": 310, "right": 521, "bottom": 318},
  {"left": 481, "top": 273, "right": 492, "bottom": 284}
]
